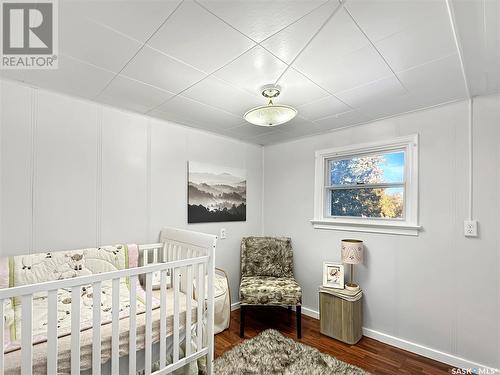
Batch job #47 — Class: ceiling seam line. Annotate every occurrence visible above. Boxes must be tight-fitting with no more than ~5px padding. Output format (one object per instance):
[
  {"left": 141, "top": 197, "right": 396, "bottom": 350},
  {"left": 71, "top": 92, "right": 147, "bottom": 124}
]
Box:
[
  {"left": 144, "top": 46, "right": 260, "bottom": 115},
  {"left": 253, "top": 44, "right": 357, "bottom": 110},
  {"left": 273, "top": 0, "right": 345, "bottom": 86},
  {"left": 187, "top": 0, "right": 339, "bottom": 96},
  {"left": 192, "top": 0, "right": 260, "bottom": 44},
  {"left": 342, "top": 6, "right": 409, "bottom": 93},
  {"left": 290, "top": 66, "right": 356, "bottom": 111},
  {"left": 138, "top": 0, "right": 340, "bottom": 115},
  {"left": 93, "top": 0, "right": 186, "bottom": 100},
  {"left": 444, "top": 0, "right": 471, "bottom": 98},
  {"left": 257, "top": 0, "right": 335, "bottom": 44},
  {"left": 148, "top": 86, "right": 244, "bottom": 118},
  {"left": 193, "top": 0, "right": 333, "bottom": 49}
]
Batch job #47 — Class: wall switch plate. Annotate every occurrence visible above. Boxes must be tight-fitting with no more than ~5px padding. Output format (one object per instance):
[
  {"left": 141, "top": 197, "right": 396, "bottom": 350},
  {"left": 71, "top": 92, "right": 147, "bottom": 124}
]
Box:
[
  {"left": 220, "top": 228, "right": 227, "bottom": 239},
  {"left": 464, "top": 220, "right": 478, "bottom": 237}
]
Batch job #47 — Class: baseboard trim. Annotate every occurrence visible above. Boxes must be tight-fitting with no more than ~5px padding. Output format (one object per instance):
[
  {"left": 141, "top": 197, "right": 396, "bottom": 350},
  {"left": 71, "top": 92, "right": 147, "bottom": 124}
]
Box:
[
  {"left": 231, "top": 301, "right": 240, "bottom": 311},
  {"left": 230, "top": 302, "right": 498, "bottom": 373},
  {"left": 362, "top": 327, "right": 499, "bottom": 373},
  {"left": 300, "top": 306, "right": 319, "bottom": 320}
]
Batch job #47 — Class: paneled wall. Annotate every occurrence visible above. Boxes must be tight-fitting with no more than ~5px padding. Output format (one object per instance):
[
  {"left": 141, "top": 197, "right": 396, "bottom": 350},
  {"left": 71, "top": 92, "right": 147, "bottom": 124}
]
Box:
[
  {"left": 263, "top": 96, "right": 500, "bottom": 369},
  {"left": 0, "top": 79, "right": 263, "bottom": 302}
]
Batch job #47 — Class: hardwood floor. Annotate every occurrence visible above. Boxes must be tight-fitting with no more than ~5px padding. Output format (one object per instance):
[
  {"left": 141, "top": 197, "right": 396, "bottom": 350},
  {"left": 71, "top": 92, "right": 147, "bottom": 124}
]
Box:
[{"left": 215, "top": 307, "right": 453, "bottom": 374}]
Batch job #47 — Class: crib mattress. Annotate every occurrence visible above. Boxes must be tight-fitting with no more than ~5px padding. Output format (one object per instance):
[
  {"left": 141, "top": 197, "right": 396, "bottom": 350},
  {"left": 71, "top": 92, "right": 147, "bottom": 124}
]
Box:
[{"left": 4, "top": 289, "right": 198, "bottom": 375}]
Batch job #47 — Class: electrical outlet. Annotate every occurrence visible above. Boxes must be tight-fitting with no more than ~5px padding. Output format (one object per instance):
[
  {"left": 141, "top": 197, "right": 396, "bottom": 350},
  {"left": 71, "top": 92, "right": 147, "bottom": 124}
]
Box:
[
  {"left": 220, "top": 228, "right": 227, "bottom": 240},
  {"left": 464, "top": 220, "right": 478, "bottom": 237}
]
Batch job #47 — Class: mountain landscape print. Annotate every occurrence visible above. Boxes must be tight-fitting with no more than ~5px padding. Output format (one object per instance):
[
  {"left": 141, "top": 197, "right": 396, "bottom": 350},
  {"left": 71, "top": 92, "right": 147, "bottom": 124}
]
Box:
[{"left": 188, "top": 162, "right": 246, "bottom": 223}]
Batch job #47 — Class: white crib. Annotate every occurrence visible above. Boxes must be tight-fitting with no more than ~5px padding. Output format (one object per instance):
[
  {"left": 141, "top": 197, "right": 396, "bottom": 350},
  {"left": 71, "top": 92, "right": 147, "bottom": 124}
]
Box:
[{"left": 0, "top": 227, "right": 217, "bottom": 375}]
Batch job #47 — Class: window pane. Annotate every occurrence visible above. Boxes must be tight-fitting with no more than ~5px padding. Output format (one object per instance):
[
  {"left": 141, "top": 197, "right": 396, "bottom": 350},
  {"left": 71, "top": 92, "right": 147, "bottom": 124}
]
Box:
[
  {"left": 330, "top": 187, "right": 404, "bottom": 218},
  {"left": 329, "top": 151, "right": 405, "bottom": 185}
]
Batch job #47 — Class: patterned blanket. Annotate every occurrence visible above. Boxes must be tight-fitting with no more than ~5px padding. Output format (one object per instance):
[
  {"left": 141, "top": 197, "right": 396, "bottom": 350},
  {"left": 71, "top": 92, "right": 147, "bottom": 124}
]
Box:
[{"left": 0, "top": 244, "right": 159, "bottom": 353}]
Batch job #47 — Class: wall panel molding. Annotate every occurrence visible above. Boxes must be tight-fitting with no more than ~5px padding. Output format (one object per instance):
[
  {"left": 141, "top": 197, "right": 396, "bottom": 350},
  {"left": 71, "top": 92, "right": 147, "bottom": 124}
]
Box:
[
  {"left": 30, "top": 88, "right": 38, "bottom": 253},
  {"left": 96, "top": 107, "right": 103, "bottom": 247},
  {"left": 146, "top": 119, "right": 152, "bottom": 241}
]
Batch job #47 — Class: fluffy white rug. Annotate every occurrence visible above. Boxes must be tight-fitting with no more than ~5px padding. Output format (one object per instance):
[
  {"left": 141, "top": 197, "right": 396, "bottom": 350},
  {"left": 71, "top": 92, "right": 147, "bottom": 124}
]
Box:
[{"left": 214, "top": 329, "right": 369, "bottom": 374}]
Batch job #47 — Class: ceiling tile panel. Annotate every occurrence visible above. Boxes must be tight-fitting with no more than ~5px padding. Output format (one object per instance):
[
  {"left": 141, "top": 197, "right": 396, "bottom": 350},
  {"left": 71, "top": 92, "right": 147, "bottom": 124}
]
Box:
[
  {"left": 271, "top": 115, "right": 318, "bottom": 137},
  {"left": 153, "top": 95, "right": 244, "bottom": 130},
  {"left": 196, "top": 0, "right": 328, "bottom": 42},
  {"left": 260, "top": 1, "right": 340, "bottom": 64},
  {"left": 345, "top": 0, "right": 444, "bottom": 42},
  {"left": 214, "top": 46, "right": 287, "bottom": 95},
  {"left": 181, "top": 75, "right": 260, "bottom": 116},
  {"left": 293, "top": 9, "right": 370, "bottom": 66},
  {"left": 335, "top": 75, "right": 406, "bottom": 108},
  {"left": 355, "top": 93, "right": 428, "bottom": 119},
  {"left": 292, "top": 8, "right": 396, "bottom": 93},
  {"left": 60, "top": 9, "right": 142, "bottom": 73},
  {"left": 97, "top": 75, "right": 175, "bottom": 113},
  {"left": 296, "top": 95, "right": 352, "bottom": 122},
  {"left": 121, "top": 46, "right": 206, "bottom": 93},
  {"left": 276, "top": 68, "right": 330, "bottom": 107},
  {"left": 147, "top": 0, "right": 255, "bottom": 73},
  {"left": 397, "top": 53, "right": 468, "bottom": 107},
  {"left": 221, "top": 124, "right": 279, "bottom": 141},
  {"left": 296, "top": 45, "right": 394, "bottom": 94},
  {"left": 61, "top": 0, "right": 182, "bottom": 43},
  {"left": 312, "top": 110, "right": 370, "bottom": 131},
  {"left": 373, "top": 10, "right": 456, "bottom": 71},
  {"left": 20, "top": 55, "right": 115, "bottom": 99}
]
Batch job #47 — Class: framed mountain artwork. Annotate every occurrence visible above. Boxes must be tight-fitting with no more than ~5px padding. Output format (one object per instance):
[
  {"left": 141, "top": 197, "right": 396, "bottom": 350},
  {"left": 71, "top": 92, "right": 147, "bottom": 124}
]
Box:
[{"left": 188, "top": 161, "right": 246, "bottom": 223}]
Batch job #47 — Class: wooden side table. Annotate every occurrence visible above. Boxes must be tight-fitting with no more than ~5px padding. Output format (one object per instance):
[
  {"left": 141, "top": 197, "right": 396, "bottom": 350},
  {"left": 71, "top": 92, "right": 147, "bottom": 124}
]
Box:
[{"left": 319, "top": 288, "right": 363, "bottom": 344}]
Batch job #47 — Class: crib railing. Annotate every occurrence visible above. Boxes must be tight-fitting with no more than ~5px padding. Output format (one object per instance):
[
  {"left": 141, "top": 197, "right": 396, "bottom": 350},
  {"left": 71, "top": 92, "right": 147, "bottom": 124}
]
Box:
[{"left": 0, "top": 227, "right": 217, "bottom": 375}]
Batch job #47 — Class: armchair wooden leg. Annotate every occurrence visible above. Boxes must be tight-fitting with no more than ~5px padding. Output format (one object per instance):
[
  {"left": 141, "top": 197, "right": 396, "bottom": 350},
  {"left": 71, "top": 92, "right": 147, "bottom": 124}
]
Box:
[
  {"left": 240, "top": 305, "right": 245, "bottom": 338},
  {"left": 296, "top": 305, "right": 302, "bottom": 339}
]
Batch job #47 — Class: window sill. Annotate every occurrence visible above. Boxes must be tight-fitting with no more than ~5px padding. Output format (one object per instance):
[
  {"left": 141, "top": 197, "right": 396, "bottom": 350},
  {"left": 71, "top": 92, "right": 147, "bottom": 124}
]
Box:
[{"left": 310, "top": 219, "right": 422, "bottom": 236}]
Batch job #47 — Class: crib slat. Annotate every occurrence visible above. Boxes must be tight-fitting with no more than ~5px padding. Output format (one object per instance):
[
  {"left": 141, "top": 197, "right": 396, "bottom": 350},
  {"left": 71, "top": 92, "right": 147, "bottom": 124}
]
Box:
[
  {"left": 92, "top": 282, "right": 102, "bottom": 375},
  {"left": 21, "top": 294, "right": 33, "bottom": 375},
  {"left": 0, "top": 299, "right": 4, "bottom": 375},
  {"left": 71, "top": 287, "right": 81, "bottom": 375},
  {"left": 196, "top": 263, "right": 204, "bottom": 351},
  {"left": 173, "top": 267, "right": 180, "bottom": 362},
  {"left": 185, "top": 265, "right": 193, "bottom": 356},
  {"left": 47, "top": 290, "right": 58, "bottom": 374},
  {"left": 111, "top": 278, "right": 120, "bottom": 375},
  {"left": 145, "top": 273, "right": 153, "bottom": 375},
  {"left": 129, "top": 275, "right": 137, "bottom": 374},
  {"left": 159, "top": 270, "right": 167, "bottom": 368}
]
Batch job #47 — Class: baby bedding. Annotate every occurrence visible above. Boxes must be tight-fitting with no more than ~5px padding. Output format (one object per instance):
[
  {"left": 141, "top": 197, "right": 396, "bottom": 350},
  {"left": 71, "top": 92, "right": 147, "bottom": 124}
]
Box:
[{"left": 0, "top": 244, "right": 158, "bottom": 353}]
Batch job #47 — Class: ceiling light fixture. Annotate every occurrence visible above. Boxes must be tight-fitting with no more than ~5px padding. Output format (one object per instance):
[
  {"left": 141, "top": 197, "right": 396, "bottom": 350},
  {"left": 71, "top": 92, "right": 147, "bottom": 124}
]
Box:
[{"left": 243, "top": 85, "right": 297, "bottom": 126}]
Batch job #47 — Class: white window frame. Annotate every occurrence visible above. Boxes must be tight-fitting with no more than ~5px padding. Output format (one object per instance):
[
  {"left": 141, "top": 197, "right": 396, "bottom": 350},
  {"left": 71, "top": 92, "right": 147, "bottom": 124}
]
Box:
[{"left": 311, "top": 134, "right": 421, "bottom": 236}]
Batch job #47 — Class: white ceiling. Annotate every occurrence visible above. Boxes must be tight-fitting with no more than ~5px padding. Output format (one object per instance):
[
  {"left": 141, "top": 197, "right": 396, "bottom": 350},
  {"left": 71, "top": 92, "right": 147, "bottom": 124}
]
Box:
[{"left": 1, "top": 0, "right": 498, "bottom": 145}]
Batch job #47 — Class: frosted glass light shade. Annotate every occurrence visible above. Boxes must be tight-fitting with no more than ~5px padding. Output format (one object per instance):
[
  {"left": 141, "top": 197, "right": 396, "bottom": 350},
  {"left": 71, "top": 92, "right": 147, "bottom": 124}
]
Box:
[{"left": 244, "top": 104, "right": 297, "bottom": 126}]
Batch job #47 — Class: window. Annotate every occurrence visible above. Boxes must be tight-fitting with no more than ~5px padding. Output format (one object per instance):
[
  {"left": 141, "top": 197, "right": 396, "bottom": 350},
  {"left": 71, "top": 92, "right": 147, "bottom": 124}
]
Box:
[{"left": 312, "top": 135, "right": 421, "bottom": 236}]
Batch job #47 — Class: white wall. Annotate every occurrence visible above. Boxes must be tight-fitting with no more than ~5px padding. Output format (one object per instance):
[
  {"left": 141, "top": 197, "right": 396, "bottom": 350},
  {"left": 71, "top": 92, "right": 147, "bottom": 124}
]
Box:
[
  {"left": 0, "top": 79, "right": 263, "bottom": 302},
  {"left": 1, "top": 77, "right": 498, "bottom": 370},
  {"left": 263, "top": 96, "right": 500, "bottom": 369}
]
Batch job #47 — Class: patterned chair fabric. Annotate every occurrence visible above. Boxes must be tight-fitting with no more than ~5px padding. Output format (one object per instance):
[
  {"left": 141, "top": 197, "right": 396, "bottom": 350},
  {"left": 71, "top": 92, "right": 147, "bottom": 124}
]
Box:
[
  {"left": 240, "top": 237, "right": 294, "bottom": 278},
  {"left": 240, "top": 276, "right": 302, "bottom": 305},
  {"left": 239, "top": 237, "right": 302, "bottom": 306}
]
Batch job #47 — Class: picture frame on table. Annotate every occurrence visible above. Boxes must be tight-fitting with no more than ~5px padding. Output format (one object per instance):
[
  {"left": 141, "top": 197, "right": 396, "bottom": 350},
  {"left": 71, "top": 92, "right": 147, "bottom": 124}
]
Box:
[{"left": 322, "top": 262, "right": 345, "bottom": 289}]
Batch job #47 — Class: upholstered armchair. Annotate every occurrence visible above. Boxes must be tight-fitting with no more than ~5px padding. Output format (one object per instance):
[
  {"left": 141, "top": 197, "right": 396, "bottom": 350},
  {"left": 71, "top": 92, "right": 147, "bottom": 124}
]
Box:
[{"left": 239, "top": 237, "right": 302, "bottom": 338}]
